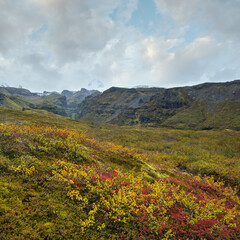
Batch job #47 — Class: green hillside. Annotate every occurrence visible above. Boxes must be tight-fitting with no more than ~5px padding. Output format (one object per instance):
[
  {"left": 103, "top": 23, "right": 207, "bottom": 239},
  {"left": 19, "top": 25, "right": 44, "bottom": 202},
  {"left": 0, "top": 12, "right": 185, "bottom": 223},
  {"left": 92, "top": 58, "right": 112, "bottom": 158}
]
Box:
[
  {"left": 0, "top": 93, "right": 31, "bottom": 110},
  {"left": 0, "top": 87, "right": 100, "bottom": 118},
  {"left": 0, "top": 87, "right": 67, "bottom": 116}
]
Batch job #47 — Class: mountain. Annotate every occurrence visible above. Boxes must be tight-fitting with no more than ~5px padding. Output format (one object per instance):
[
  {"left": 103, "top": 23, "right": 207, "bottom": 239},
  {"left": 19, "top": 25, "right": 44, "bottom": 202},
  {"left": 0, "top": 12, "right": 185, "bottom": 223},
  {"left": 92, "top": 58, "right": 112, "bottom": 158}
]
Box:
[
  {"left": 0, "top": 87, "right": 68, "bottom": 116},
  {"left": 61, "top": 88, "right": 101, "bottom": 118},
  {"left": 0, "top": 87, "right": 38, "bottom": 110},
  {"left": 1, "top": 80, "right": 239, "bottom": 130},
  {"left": 77, "top": 87, "right": 164, "bottom": 124},
  {"left": 0, "top": 86, "right": 39, "bottom": 99},
  {"left": 29, "top": 93, "right": 68, "bottom": 116},
  {"left": 77, "top": 80, "right": 240, "bottom": 130},
  {"left": 0, "top": 86, "right": 99, "bottom": 118}
]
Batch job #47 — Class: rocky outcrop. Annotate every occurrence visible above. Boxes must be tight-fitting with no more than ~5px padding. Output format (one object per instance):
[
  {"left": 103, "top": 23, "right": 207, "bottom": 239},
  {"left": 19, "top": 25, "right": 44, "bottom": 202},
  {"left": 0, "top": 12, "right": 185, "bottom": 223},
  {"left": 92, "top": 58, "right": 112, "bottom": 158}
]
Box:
[
  {"left": 77, "top": 80, "right": 240, "bottom": 130},
  {"left": 77, "top": 87, "right": 164, "bottom": 124},
  {"left": 61, "top": 88, "right": 100, "bottom": 118}
]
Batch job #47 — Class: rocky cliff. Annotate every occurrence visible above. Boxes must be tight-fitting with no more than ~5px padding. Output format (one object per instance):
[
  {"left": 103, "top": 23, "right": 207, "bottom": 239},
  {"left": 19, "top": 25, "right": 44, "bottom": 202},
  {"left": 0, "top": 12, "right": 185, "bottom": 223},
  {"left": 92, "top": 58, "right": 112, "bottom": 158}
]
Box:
[
  {"left": 77, "top": 80, "right": 240, "bottom": 130},
  {"left": 61, "top": 88, "right": 100, "bottom": 118}
]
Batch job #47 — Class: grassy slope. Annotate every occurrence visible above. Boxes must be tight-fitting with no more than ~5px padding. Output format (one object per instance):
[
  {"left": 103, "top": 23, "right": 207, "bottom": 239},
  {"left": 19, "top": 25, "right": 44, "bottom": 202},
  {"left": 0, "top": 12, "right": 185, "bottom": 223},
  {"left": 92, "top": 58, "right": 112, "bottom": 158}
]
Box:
[
  {"left": 161, "top": 101, "right": 240, "bottom": 131},
  {"left": 0, "top": 95, "right": 31, "bottom": 110},
  {"left": 1, "top": 107, "right": 240, "bottom": 186},
  {"left": 0, "top": 107, "right": 240, "bottom": 239},
  {"left": 0, "top": 90, "right": 68, "bottom": 117}
]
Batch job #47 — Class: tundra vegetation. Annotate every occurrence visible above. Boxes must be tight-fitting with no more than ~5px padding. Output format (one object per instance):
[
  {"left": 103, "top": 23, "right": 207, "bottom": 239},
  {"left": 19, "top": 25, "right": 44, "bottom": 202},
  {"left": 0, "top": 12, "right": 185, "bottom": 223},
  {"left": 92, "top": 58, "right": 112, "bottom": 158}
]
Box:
[{"left": 0, "top": 108, "right": 239, "bottom": 239}]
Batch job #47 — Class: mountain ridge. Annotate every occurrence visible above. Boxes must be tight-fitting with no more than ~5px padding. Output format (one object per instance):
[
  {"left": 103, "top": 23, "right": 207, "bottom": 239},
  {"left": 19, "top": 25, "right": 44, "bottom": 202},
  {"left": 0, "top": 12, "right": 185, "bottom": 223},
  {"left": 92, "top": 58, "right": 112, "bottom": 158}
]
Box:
[
  {"left": 0, "top": 80, "right": 239, "bottom": 130},
  {"left": 0, "top": 86, "right": 100, "bottom": 118},
  {"left": 77, "top": 80, "right": 240, "bottom": 130}
]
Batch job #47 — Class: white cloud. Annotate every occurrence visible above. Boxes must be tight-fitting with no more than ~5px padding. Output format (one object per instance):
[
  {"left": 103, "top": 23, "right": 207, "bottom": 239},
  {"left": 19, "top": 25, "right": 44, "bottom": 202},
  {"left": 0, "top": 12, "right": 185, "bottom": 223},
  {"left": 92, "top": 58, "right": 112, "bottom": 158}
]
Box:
[
  {"left": 28, "top": 0, "right": 139, "bottom": 66},
  {"left": 154, "top": 0, "right": 240, "bottom": 40},
  {"left": 141, "top": 36, "right": 235, "bottom": 87},
  {"left": 210, "top": 68, "right": 240, "bottom": 82},
  {"left": 0, "top": 0, "right": 239, "bottom": 92},
  {"left": 113, "top": 0, "right": 138, "bottom": 22},
  {"left": 30, "top": 0, "right": 116, "bottom": 64},
  {"left": 142, "top": 37, "right": 183, "bottom": 63},
  {"left": 0, "top": 0, "right": 42, "bottom": 55}
]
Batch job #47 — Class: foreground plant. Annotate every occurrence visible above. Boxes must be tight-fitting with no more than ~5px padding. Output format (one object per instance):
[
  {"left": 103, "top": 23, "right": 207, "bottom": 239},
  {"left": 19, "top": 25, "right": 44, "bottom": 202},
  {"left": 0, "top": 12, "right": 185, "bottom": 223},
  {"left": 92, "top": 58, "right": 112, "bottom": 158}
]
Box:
[{"left": 0, "top": 123, "right": 239, "bottom": 239}]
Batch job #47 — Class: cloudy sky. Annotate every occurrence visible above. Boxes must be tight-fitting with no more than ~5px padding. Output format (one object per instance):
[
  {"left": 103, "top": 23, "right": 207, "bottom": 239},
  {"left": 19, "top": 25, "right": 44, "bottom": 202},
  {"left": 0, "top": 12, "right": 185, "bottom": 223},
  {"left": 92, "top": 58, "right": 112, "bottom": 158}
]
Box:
[{"left": 0, "top": 0, "right": 240, "bottom": 92}]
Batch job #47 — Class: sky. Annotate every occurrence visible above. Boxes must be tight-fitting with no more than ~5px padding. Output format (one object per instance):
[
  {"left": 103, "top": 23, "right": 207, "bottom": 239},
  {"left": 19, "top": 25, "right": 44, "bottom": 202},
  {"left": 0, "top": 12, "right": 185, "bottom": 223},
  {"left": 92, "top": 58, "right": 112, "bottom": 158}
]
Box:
[{"left": 0, "top": 0, "right": 240, "bottom": 92}]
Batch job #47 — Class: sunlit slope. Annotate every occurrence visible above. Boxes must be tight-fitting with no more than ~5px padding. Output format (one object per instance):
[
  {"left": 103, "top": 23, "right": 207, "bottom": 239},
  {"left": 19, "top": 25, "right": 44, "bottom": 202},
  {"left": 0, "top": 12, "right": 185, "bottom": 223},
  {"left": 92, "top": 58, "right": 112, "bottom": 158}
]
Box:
[
  {"left": 86, "top": 124, "right": 240, "bottom": 187},
  {"left": 1, "top": 107, "right": 240, "bottom": 186},
  {"left": 0, "top": 93, "right": 31, "bottom": 110},
  {"left": 0, "top": 107, "right": 88, "bottom": 130},
  {"left": 0, "top": 87, "right": 100, "bottom": 118},
  {"left": 0, "top": 88, "right": 68, "bottom": 116},
  {"left": 0, "top": 123, "right": 239, "bottom": 239}
]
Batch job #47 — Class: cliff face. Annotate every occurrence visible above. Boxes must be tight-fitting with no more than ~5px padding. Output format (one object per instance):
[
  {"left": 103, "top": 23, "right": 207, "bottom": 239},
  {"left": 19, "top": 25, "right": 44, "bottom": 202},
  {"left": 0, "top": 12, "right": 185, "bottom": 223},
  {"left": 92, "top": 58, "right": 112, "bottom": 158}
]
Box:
[
  {"left": 77, "top": 80, "right": 240, "bottom": 130},
  {"left": 61, "top": 88, "right": 100, "bottom": 118},
  {"left": 77, "top": 87, "right": 164, "bottom": 125}
]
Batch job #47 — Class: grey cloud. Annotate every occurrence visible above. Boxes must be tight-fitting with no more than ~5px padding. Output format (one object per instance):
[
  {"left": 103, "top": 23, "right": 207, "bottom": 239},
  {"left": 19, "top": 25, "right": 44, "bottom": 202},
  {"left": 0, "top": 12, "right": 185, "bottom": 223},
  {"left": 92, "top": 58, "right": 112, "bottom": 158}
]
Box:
[
  {"left": 142, "top": 36, "right": 232, "bottom": 87},
  {"left": 0, "top": 0, "right": 139, "bottom": 91},
  {"left": 31, "top": 0, "right": 126, "bottom": 64},
  {"left": 0, "top": 0, "right": 42, "bottom": 54},
  {"left": 154, "top": 0, "right": 240, "bottom": 40},
  {"left": 1, "top": 0, "right": 239, "bottom": 92},
  {"left": 0, "top": 0, "right": 142, "bottom": 91},
  {"left": 22, "top": 53, "right": 44, "bottom": 66},
  {"left": 210, "top": 68, "right": 240, "bottom": 82},
  {"left": 29, "top": 0, "right": 140, "bottom": 65},
  {"left": 113, "top": 0, "right": 138, "bottom": 22},
  {"left": 21, "top": 53, "right": 60, "bottom": 80},
  {"left": 88, "top": 79, "right": 104, "bottom": 89}
]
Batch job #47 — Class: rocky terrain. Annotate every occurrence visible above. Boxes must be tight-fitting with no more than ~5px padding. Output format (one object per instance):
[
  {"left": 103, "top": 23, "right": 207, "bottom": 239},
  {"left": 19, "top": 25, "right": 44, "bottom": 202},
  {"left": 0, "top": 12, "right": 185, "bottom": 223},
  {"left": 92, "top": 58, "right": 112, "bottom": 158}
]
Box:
[
  {"left": 61, "top": 88, "right": 100, "bottom": 118},
  {"left": 77, "top": 80, "right": 240, "bottom": 130}
]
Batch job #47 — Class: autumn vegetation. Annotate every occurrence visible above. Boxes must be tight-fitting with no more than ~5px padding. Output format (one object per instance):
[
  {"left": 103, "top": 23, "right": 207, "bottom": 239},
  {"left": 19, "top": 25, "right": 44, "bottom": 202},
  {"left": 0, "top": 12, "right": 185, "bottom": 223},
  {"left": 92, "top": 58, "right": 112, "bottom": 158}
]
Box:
[{"left": 0, "top": 108, "right": 239, "bottom": 239}]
